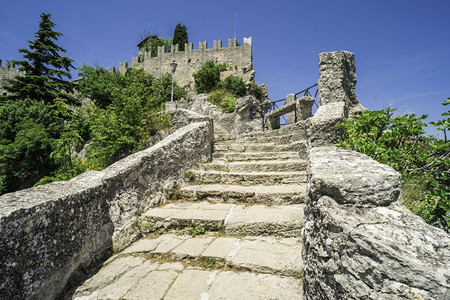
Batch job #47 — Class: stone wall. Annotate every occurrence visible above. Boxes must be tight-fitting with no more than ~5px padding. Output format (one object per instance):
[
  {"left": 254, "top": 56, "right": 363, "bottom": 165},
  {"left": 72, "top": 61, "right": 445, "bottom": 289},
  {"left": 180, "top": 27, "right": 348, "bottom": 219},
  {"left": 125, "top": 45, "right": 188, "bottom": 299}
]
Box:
[
  {"left": 303, "top": 146, "right": 450, "bottom": 299},
  {"left": 0, "top": 59, "right": 22, "bottom": 96},
  {"left": 0, "top": 121, "right": 214, "bottom": 300},
  {"left": 303, "top": 51, "right": 450, "bottom": 299},
  {"left": 120, "top": 38, "right": 253, "bottom": 97}
]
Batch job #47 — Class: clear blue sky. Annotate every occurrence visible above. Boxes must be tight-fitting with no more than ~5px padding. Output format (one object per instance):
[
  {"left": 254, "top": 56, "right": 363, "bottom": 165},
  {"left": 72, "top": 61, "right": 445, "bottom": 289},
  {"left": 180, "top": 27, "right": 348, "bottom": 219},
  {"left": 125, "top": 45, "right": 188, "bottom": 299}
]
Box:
[{"left": 1, "top": 0, "right": 449, "bottom": 136}]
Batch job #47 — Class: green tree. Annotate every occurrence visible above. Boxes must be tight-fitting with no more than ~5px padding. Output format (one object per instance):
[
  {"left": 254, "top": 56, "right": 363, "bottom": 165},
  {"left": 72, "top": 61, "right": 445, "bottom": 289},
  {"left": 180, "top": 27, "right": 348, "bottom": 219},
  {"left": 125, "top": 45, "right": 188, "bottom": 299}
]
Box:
[
  {"left": 80, "top": 67, "right": 183, "bottom": 169},
  {"left": 173, "top": 23, "right": 188, "bottom": 51},
  {"left": 0, "top": 99, "right": 58, "bottom": 193},
  {"left": 4, "top": 13, "right": 76, "bottom": 105}
]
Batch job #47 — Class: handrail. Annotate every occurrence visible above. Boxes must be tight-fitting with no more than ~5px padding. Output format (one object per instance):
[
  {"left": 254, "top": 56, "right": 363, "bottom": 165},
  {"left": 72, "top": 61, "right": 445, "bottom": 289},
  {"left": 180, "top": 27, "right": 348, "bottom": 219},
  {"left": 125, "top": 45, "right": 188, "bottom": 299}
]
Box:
[{"left": 261, "top": 83, "right": 318, "bottom": 130}]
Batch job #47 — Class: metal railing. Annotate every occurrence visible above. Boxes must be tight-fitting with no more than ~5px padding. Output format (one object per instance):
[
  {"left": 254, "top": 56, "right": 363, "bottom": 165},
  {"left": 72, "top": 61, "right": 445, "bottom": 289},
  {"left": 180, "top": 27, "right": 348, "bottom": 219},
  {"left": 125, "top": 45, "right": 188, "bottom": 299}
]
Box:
[{"left": 262, "top": 83, "right": 318, "bottom": 129}]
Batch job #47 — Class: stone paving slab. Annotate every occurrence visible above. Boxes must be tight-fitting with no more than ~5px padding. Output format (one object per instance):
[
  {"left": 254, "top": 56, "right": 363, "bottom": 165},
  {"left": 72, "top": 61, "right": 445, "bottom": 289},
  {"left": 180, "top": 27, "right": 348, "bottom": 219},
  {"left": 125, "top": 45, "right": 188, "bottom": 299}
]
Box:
[
  {"left": 226, "top": 204, "right": 304, "bottom": 238},
  {"left": 180, "top": 184, "right": 306, "bottom": 205},
  {"left": 122, "top": 234, "right": 302, "bottom": 276},
  {"left": 208, "top": 271, "right": 301, "bottom": 300},
  {"left": 73, "top": 257, "right": 302, "bottom": 300}
]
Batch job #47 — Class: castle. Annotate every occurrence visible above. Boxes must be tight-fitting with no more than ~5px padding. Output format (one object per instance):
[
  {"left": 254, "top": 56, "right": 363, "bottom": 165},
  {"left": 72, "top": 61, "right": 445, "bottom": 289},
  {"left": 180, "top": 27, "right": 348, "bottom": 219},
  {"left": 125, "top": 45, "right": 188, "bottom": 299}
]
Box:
[
  {"left": 0, "top": 60, "right": 21, "bottom": 96},
  {"left": 119, "top": 37, "right": 254, "bottom": 96}
]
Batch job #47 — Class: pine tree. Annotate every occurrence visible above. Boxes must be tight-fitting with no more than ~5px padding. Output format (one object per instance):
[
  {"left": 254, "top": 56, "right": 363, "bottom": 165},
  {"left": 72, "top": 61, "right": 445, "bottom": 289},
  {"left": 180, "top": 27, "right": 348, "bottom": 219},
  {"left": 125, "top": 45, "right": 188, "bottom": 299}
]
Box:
[
  {"left": 5, "top": 13, "right": 76, "bottom": 105},
  {"left": 173, "top": 23, "right": 188, "bottom": 51}
]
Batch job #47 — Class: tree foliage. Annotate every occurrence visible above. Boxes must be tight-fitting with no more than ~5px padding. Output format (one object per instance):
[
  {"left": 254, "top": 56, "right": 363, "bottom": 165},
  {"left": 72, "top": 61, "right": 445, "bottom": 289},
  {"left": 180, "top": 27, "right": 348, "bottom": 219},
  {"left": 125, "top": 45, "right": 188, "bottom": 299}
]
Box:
[
  {"left": 81, "top": 68, "right": 180, "bottom": 169},
  {"left": 335, "top": 104, "right": 450, "bottom": 230},
  {"left": 4, "top": 13, "right": 76, "bottom": 105},
  {"left": 173, "top": 23, "right": 188, "bottom": 51},
  {"left": 0, "top": 15, "right": 186, "bottom": 195},
  {"left": 193, "top": 61, "right": 228, "bottom": 94}
]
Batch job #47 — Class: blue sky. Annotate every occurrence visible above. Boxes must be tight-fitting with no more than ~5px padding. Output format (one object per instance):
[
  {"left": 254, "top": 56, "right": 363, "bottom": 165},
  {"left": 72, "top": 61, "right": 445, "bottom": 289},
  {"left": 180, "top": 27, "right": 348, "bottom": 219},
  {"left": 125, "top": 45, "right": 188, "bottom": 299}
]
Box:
[{"left": 1, "top": 0, "right": 449, "bottom": 136}]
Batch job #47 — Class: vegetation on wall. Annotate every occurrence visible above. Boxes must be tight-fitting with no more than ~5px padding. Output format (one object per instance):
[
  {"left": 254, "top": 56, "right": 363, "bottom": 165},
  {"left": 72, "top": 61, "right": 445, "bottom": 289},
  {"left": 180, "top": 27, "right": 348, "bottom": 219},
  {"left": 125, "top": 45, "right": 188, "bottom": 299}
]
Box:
[
  {"left": 192, "top": 61, "right": 262, "bottom": 113},
  {"left": 335, "top": 101, "right": 450, "bottom": 231}
]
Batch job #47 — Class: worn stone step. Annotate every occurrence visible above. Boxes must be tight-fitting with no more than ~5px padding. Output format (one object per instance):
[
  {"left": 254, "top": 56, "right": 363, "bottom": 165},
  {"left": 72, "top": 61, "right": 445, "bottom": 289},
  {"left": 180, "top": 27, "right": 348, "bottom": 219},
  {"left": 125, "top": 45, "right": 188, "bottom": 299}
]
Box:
[
  {"left": 214, "top": 141, "right": 306, "bottom": 155},
  {"left": 140, "top": 202, "right": 304, "bottom": 238},
  {"left": 180, "top": 184, "right": 306, "bottom": 205},
  {"left": 121, "top": 234, "right": 302, "bottom": 277},
  {"left": 200, "top": 159, "right": 307, "bottom": 172},
  {"left": 190, "top": 170, "right": 307, "bottom": 185},
  {"left": 239, "top": 132, "right": 306, "bottom": 144},
  {"left": 214, "top": 133, "right": 234, "bottom": 142},
  {"left": 213, "top": 151, "right": 300, "bottom": 162},
  {"left": 72, "top": 253, "right": 302, "bottom": 299}
]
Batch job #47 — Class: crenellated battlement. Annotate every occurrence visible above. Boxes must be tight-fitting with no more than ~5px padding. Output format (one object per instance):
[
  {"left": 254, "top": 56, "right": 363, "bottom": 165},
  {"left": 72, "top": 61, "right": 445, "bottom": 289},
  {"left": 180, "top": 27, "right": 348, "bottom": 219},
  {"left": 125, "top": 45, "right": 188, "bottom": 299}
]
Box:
[
  {"left": 119, "top": 37, "right": 254, "bottom": 97},
  {"left": 0, "top": 59, "right": 22, "bottom": 95},
  {"left": 0, "top": 59, "right": 19, "bottom": 69}
]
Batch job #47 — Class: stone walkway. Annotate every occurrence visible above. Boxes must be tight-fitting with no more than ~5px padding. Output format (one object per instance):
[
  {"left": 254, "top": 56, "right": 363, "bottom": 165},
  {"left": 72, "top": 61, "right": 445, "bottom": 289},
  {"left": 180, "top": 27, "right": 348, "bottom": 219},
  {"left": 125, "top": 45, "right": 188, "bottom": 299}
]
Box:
[{"left": 72, "top": 126, "right": 306, "bottom": 299}]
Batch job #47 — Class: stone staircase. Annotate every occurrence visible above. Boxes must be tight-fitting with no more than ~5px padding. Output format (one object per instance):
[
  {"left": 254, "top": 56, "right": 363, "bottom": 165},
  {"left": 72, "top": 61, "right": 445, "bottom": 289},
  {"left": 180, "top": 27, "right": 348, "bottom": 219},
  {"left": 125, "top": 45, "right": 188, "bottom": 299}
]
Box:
[{"left": 72, "top": 125, "right": 306, "bottom": 299}]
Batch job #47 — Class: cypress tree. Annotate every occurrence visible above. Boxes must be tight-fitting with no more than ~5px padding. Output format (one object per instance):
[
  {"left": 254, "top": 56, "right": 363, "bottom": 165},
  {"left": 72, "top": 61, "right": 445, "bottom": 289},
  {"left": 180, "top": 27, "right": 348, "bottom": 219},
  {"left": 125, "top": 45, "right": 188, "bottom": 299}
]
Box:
[
  {"left": 5, "top": 13, "right": 77, "bottom": 105},
  {"left": 173, "top": 23, "right": 188, "bottom": 51}
]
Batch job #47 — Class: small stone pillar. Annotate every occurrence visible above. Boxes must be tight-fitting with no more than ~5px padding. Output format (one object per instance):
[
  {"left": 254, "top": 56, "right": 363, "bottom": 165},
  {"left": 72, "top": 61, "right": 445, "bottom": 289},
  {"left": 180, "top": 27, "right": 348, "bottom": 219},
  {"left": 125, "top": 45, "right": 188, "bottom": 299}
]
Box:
[
  {"left": 285, "top": 94, "right": 296, "bottom": 125},
  {"left": 298, "top": 96, "right": 316, "bottom": 120},
  {"left": 269, "top": 115, "right": 280, "bottom": 130},
  {"left": 318, "top": 51, "right": 358, "bottom": 107}
]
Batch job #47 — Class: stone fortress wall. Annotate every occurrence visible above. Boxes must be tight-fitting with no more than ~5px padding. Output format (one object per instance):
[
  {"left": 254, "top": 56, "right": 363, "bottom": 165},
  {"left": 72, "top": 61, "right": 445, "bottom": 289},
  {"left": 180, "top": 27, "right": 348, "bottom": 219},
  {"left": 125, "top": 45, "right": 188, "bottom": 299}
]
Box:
[
  {"left": 0, "top": 59, "right": 22, "bottom": 96},
  {"left": 119, "top": 38, "right": 254, "bottom": 96}
]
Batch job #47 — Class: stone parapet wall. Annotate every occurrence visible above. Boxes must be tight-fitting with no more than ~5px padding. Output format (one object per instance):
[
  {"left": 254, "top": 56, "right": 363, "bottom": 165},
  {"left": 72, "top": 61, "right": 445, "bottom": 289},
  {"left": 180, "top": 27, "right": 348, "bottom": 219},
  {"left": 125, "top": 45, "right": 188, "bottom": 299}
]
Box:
[
  {"left": 303, "top": 146, "right": 450, "bottom": 299},
  {"left": 120, "top": 38, "right": 253, "bottom": 97},
  {"left": 303, "top": 51, "right": 450, "bottom": 299},
  {"left": 0, "top": 121, "right": 214, "bottom": 300}
]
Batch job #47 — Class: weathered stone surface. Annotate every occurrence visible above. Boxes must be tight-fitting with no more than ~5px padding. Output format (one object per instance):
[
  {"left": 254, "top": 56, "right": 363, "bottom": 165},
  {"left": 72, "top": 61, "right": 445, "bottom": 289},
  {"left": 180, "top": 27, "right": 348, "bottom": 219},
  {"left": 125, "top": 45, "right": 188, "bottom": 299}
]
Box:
[
  {"left": 226, "top": 204, "right": 304, "bottom": 237},
  {"left": 208, "top": 271, "right": 302, "bottom": 299},
  {"left": 318, "top": 51, "right": 358, "bottom": 108},
  {"left": 187, "top": 93, "right": 268, "bottom": 138},
  {"left": 304, "top": 145, "right": 450, "bottom": 300},
  {"left": 306, "top": 101, "right": 347, "bottom": 147},
  {"left": 181, "top": 184, "right": 306, "bottom": 205},
  {"left": 308, "top": 146, "right": 401, "bottom": 206},
  {"left": 164, "top": 269, "right": 211, "bottom": 299},
  {"left": 303, "top": 196, "right": 450, "bottom": 300},
  {"left": 0, "top": 121, "right": 214, "bottom": 300}
]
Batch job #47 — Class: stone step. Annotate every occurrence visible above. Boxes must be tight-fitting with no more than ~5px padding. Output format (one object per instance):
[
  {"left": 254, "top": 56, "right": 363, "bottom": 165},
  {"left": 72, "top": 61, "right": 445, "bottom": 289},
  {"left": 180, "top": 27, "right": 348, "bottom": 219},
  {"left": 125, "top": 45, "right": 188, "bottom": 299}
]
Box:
[
  {"left": 190, "top": 170, "right": 307, "bottom": 185},
  {"left": 72, "top": 253, "right": 302, "bottom": 299},
  {"left": 180, "top": 184, "right": 306, "bottom": 205},
  {"left": 213, "top": 151, "right": 300, "bottom": 162},
  {"left": 121, "top": 234, "right": 302, "bottom": 277},
  {"left": 238, "top": 132, "right": 306, "bottom": 144},
  {"left": 140, "top": 202, "right": 304, "bottom": 238},
  {"left": 199, "top": 159, "right": 307, "bottom": 172},
  {"left": 214, "top": 133, "right": 234, "bottom": 142},
  {"left": 214, "top": 141, "right": 305, "bottom": 153}
]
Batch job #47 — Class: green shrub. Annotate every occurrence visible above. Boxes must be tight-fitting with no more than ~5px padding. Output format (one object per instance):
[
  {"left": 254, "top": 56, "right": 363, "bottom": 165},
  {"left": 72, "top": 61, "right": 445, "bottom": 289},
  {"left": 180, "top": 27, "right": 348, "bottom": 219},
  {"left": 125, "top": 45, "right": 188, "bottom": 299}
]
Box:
[
  {"left": 218, "top": 76, "right": 247, "bottom": 97},
  {"left": 192, "top": 61, "right": 227, "bottom": 94},
  {"left": 335, "top": 105, "right": 449, "bottom": 230},
  {"left": 207, "top": 89, "right": 237, "bottom": 113}
]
